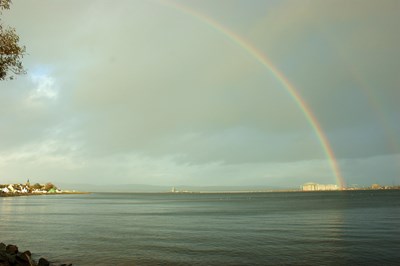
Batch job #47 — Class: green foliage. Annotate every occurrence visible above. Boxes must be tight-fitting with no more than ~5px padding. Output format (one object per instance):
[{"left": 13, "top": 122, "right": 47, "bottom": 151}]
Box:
[
  {"left": 44, "top": 182, "right": 56, "bottom": 191},
  {"left": 32, "top": 183, "right": 42, "bottom": 189},
  {"left": 0, "top": 0, "right": 25, "bottom": 80}
]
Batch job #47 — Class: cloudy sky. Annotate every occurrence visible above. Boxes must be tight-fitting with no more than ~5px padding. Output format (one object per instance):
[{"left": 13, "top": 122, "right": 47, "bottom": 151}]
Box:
[{"left": 0, "top": 0, "right": 399, "bottom": 189}]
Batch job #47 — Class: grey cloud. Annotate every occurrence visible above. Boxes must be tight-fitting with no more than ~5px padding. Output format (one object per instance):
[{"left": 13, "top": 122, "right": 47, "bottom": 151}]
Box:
[{"left": 0, "top": 0, "right": 398, "bottom": 187}]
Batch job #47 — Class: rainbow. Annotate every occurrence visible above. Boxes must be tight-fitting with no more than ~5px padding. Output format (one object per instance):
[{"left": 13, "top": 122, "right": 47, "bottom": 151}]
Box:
[
  {"left": 159, "top": 0, "right": 345, "bottom": 189},
  {"left": 323, "top": 31, "right": 400, "bottom": 160}
]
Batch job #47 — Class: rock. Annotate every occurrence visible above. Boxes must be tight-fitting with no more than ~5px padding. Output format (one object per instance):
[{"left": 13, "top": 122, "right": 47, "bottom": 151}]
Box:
[
  {"left": 0, "top": 252, "right": 9, "bottom": 263},
  {"left": 1, "top": 244, "right": 70, "bottom": 266},
  {"left": 38, "top": 257, "right": 50, "bottom": 266},
  {"left": 16, "top": 252, "right": 34, "bottom": 266},
  {"left": 22, "top": 251, "right": 32, "bottom": 258},
  {"left": 5, "top": 245, "right": 18, "bottom": 255},
  {"left": 5, "top": 254, "right": 15, "bottom": 265},
  {"left": 16, "top": 253, "right": 29, "bottom": 262}
]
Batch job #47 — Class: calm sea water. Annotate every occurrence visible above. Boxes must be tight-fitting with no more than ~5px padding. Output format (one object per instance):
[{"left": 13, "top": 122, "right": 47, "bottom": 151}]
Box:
[{"left": 0, "top": 191, "right": 399, "bottom": 265}]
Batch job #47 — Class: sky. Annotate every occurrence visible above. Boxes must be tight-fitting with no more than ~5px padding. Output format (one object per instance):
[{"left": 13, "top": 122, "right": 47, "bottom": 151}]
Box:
[{"left": 0, "top": 0, "right": 399, "bottom": 190}]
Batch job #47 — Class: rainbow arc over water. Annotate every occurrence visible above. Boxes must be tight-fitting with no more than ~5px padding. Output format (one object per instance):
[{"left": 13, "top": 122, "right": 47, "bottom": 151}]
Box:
[{"left": 160, "top": 0, "right": 345, "bottom": 189}]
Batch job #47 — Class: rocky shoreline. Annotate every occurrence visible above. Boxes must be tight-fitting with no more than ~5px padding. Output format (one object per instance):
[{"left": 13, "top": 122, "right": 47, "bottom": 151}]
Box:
[{"left": 0, "top": 242, "right": 71, "bottom": 266}]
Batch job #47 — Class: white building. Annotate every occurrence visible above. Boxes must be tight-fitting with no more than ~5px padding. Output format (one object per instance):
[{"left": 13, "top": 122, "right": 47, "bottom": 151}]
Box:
[
  {"left": 7, "top": 184, "right": 15, "bottom": 192},
  {"left": 302, "top": 182, "right": 338, "bottom": 191}
]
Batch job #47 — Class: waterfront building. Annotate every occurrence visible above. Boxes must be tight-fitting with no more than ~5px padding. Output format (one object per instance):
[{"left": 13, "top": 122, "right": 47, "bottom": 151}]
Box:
[{"left": 302, "top": 182, "right": 338, "bottom": 191}]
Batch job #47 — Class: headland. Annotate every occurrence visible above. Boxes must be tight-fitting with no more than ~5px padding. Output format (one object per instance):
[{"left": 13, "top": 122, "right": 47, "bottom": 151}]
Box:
[{"left": 0, "top": 181, "right": 88, "bottom": 197}]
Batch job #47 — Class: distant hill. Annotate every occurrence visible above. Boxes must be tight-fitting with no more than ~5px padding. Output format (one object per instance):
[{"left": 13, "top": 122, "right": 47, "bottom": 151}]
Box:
[
  {"left": 56, "top": 183, "right": 169, "bottom": 192},
  {"left": 56, "top": 183, "right": 294, "bottom": 193}
]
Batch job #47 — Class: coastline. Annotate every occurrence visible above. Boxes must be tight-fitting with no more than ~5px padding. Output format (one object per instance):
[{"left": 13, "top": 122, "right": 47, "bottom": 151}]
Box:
[
  {"left": 1, "top": 182, "right": 90, "bottom": 198},
  {"left": 2, "top": 188, "right": 399, "bottom": 197},
  {"left": 0, "top": 191, "right": 90, "bottom": 197}
]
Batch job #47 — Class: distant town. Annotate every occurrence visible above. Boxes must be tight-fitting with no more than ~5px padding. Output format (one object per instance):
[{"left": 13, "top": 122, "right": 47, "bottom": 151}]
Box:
[
  {"left": 300, "top": 182, "right": 400, "bottom": 191},
  {"left": 0, "top": 180, "right": 80, "bottom": 196},
  {"left": 1, "top": 180, "right": 399, "bottom": 196},
  {"left": 169, "top": 183, "right": 400, "bottom": 193}
]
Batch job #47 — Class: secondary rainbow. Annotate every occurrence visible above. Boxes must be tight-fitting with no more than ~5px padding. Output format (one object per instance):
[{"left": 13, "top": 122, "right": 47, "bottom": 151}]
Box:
[{"left": 160, "top": 0, "right": 345, "bottom": 189}]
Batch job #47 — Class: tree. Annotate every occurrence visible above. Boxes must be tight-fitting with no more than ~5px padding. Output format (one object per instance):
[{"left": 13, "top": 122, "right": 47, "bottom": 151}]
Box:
[
  {"left": 32, "top": 183, "right": 42, "bottom": 190},
  {"left": 0, "top": 0, "right": 25, "bottom": 80},
  {"left": 44, "top": 182, "right": 56, "bottom": 191}
]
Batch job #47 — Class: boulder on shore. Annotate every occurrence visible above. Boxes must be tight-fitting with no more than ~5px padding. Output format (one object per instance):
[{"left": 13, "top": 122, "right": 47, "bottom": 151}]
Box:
[
  {"left": 0, "top": 242, "right": 71, "bottom": 266},
  {"left": 38, "top": 258, "right": 49, "bottom": 266},
  {"left": 5, "top": 245, "right": 18, "bottom": 255}
]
